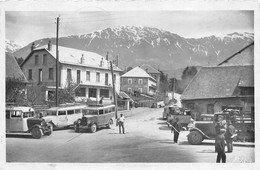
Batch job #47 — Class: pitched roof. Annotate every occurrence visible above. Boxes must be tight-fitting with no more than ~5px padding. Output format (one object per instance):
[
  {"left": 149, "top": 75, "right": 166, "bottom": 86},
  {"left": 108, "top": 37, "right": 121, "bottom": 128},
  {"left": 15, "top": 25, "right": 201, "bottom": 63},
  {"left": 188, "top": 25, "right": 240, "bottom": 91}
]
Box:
[
  {"left": 181, "top": 65, "right": 254, "bottom": 100},
  {"left": 121, "top": 66, "right": 156, "bottom": 81},
  {"left": 25, "top": 44, "right": 122, "bottom": 71},
  {"left": 140, "top": 64, "right": 160, "bottom": 74},
  {"left": 6, "top": 53, "right": 27, "bottom": 82}
]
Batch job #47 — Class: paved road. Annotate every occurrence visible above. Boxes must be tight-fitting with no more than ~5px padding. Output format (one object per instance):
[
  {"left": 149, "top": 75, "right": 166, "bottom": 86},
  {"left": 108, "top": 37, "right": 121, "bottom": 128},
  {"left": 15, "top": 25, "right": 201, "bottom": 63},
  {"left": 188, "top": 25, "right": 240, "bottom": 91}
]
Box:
[{"left": 6, "top": 107, "right": 254, "bottom": 163}]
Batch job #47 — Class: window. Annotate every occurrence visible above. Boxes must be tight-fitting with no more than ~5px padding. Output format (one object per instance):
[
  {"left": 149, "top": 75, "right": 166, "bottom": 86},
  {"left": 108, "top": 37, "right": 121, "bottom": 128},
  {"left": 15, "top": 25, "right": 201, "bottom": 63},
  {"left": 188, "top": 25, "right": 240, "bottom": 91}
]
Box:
[
  {"left": 58, "top": 111, "right": 66, "bottom": 115},
  {"left": 35, "top": 55, "right": 39, "bottom": 65},
  {"left": 28, "top": 69, "right": 32, "bottom": 80},
  {"left": 128, "top": 88, "right": 132, "bottom": 93},
  {"left": 96, "top": 72, "right": 100, "bottom": 82},
  {"left": 49, "top": 68, "right": 54, "bottom": 80},
  {"left": 76, "top": 88, "right": 86, "bottom": 97},
  {"left": 105, "top": 73, "right": 108, "bottom": 85},
  {"left": 43, "top": 54, "right": 47, "bottom": 65},
  {"left": 10, "top": 111, "right": 22, "bottom": 118},
  {"left": 6, "top": 110, "right": 10, "bottom": 119},
  {"left": 38, "top": 69, "right": 42, "bottom": 83},
  {"left": 23, "top": 112, "right": 34, "bottom": 118},
  {"left": 100, "top": 89, "right": 109, "bottom": 98},
  {"left": 89, "top": 88, "right": 97, "bottom": 98},
  {"left": 86, "top": 71, "right": 90, "bottom": 81},
  {"left": 67, "top": 69, "right": 72, "bottom": 82},
  {"left": 75, "top": 109, "right": 81, "bottom": 114},
  {"left": 128, "top": 79, "right": 132, "bottom": 84},
  {"left": 187, "top": 103, "right": 195, "bottom": 110},
  {"left": 138, "top": 79, "right": 143, "bottom": 84},
  {"left": 77, "top": 70, "right": 81, "bottom": 84},
  {"left": 47, "top": 91, "right": 55, "bottom": 101},
  {"left": 138, "top": 88, "right": 142, "bottom": 93},
  {"left": 207, "top": 104, "right": 214, "bottom": 114},
  {"left": 99, "top": 110, "right": 104, "bottom": 115},
  {"left": 67, "top": 110, "right": 74, "bottom": 115}
]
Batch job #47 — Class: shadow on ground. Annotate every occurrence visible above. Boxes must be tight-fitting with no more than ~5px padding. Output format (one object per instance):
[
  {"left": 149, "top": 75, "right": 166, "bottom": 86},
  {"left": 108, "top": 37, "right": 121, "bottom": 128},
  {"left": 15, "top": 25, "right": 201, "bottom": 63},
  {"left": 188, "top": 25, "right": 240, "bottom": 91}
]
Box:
[{"left": 6, "top": 134, "right": 35, "bottom": 139}]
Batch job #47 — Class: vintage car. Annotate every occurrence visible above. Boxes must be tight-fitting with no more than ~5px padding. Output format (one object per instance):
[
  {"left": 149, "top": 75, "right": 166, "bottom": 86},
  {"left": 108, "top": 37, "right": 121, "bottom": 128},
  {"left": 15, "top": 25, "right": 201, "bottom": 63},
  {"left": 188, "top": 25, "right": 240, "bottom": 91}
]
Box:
[
  {"left": 74, "top": 104, "right": 116, "bottom": 133},
  {"left": 6, "top": 106, "right": 52, "bottom": 139},
  {"left": 187, "top": 109, "right": 240, "bottom": 145},
  {"left": 43, "top": 105, "right": 86, "bottom": 129},
  {"left": 163, "top": 104, "right": 191, "bottom": 128}
]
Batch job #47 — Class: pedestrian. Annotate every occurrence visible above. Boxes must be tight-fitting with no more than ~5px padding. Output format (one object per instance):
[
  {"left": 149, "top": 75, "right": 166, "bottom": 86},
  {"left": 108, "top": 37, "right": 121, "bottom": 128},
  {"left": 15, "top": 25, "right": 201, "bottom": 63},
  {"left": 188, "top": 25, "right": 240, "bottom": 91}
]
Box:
[
  {"left": 118, "top": 113, "right": 125, "bottom": 134},
  {"left": 172, "top": 117, "right": 182, "bottom": 143},
  {"left": 225, "top": 120, "right": 236, "bottom": 153},
  {"left": 216, "top": 128, "right": 226, "bottom": 163}
]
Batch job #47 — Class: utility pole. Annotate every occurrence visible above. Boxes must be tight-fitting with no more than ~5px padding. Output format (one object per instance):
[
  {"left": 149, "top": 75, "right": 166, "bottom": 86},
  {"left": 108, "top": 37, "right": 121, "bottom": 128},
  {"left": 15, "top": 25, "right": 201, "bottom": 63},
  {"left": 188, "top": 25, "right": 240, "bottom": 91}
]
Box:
[
  {"left": 110, "top": 61, "right": 118, "bottom": 119},
  {"left": 55, "top": 16, "right": 60, "bottom": 107}
]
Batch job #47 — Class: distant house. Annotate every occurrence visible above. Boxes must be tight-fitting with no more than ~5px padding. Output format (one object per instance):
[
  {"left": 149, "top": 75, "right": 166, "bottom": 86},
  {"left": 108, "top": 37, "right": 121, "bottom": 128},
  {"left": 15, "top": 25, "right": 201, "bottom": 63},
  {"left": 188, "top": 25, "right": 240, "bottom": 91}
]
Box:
[
  {"left": 181, "top": 65, "right": 254, "bottom": 119},
  {"left": 121, "top": 66, "right": 157, "bottom": 95},
  {"left": 21, "top": 41, "right": 122, "bottom": 103},
  {"left": 140, "top": 64, "right": 160, "bottom": 91}
]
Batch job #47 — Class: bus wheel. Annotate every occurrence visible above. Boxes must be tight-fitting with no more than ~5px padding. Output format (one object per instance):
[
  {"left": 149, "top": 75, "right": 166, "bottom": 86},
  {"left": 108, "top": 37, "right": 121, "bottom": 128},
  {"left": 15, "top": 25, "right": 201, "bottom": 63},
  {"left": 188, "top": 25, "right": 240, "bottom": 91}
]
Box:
[
  {"left": 31, "top": 127, "right": 43, "bottom": 139},
  {"left": 107, "top": 119, "right": 113, "bottom": 129}
]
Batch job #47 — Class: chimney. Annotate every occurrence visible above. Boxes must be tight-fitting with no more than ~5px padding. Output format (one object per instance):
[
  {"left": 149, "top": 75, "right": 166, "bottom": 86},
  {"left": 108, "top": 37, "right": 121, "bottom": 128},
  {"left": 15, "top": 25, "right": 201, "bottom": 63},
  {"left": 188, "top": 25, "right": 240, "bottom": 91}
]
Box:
[
  {"left": 47, "top": 40, "right": 52, "bottom": 51},
  {"left": 106, "top": 52, "right": 109, "bottom": 60},
  {"left": 116, "top": 55, "right": 119, "bottom": 66},
  {"left": 31, "top": 42, "right": 35, "bottom": 52},
  {"left": 80, "top": 54, "right": 85, "bottom": 64}
]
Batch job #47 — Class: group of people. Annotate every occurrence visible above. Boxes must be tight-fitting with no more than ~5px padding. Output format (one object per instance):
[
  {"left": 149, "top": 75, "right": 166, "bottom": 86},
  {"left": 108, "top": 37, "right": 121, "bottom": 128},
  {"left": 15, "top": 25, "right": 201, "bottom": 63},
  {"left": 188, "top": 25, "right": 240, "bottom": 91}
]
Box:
[{"left": 215, "top": 119, "right": 236, "bottom": 163}]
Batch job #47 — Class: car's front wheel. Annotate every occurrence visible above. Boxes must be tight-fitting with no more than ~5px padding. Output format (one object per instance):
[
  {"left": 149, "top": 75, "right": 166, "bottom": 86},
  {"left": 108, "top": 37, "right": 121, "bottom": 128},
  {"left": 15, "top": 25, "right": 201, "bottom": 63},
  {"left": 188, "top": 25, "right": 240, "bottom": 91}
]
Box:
[
  {"left": 31, "top": 127, "right": 43, "bottom": 139},
  {"left": 90, "top": 124, "right": 97, "bottom": 133},
  {"left": 45, "top": 124, "right": 53, "bottom": 136},
  {"left": 188, "top": 131, "right": 203, "bottom": 145}
]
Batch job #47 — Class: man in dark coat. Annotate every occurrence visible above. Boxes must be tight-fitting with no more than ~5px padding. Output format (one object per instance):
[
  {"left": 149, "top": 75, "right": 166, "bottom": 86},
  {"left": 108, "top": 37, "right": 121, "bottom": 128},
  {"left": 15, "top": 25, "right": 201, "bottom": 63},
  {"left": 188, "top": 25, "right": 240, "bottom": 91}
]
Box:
[
  {"left": 172, "top": 117, "right": 182, "bottom": 143},
  {"left": 225, "top": 120, "right": 236, "bottom": 152},
  {"left": 216, "top": 128, "right": 226, "bottom": 163}
]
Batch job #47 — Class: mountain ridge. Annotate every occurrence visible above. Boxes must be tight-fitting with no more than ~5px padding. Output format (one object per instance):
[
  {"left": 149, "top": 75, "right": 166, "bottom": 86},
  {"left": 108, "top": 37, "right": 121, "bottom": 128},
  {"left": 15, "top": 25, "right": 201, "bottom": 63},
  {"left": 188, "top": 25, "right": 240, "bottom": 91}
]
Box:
[{"left": 9, "top": 25, "right": 254, "bottom": 78}]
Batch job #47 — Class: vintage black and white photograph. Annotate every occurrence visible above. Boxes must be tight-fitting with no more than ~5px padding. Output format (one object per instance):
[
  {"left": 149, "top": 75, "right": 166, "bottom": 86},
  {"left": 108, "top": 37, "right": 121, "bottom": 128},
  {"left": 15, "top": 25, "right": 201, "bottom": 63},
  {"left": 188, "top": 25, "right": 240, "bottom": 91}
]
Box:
[{"left": 2, "top": 0, "right": 259, "bottom": 169}]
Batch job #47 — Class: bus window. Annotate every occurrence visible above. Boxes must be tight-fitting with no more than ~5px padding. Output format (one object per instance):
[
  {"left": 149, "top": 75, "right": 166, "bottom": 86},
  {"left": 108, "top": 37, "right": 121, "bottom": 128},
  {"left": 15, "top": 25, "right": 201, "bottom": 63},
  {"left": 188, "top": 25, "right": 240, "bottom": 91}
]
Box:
[
  {"left": 10, "top": 111, "right": 22, "bottom": 118},
  {"left": 105, "top": 109, "right": 109, "bottom": 114},
  {"left": 6, "top": 110, "right": 10, "bottom": 119},
  {"left": 46, "top": 111, "right": 57, "bottom": 116},
  {"left": 89, "top": 110, "right": 98, "bottom": 115},
  {"left": 67, "top": 110, "right": 74, "bottom": 115},
  {"left": 58, "top": 111, "right": 66, "bottom": 116},
  {"left": 75, "top": 109, "right": 81, "bottom": 114},
  {"left": 23, "top": 112, "right": 34, "bottom": 118}
]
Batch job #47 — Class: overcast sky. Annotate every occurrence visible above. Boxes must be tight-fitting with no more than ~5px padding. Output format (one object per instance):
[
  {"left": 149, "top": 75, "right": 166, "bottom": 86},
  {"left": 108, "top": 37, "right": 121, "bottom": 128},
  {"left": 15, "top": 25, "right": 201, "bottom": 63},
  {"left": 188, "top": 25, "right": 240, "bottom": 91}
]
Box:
[{"left": 6, "top": 10, "right": 253, "bottom": 47}]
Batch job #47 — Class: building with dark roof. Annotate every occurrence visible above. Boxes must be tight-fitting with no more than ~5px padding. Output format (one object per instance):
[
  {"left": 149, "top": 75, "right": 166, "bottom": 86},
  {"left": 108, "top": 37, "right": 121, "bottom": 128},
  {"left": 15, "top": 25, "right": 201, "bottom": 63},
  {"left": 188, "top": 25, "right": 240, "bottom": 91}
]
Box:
[
  {"left": 6, "top": 53, "right": 27, "bottom": 82},
  {"left": 181, "top": 65, "right": 254, "bottom": 119}
]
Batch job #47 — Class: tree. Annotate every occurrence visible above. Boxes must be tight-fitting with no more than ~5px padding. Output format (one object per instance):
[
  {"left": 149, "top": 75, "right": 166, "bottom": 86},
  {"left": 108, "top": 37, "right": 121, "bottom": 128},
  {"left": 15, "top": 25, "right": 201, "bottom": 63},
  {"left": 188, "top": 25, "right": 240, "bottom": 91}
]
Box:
[
  {"left": 159, "top": 70, "right": 169, "bottom": 93},
  {"left": 6, "top": 77, "right": 27, "bottom": 105},
  {"left": 181, "top": 66, "right": 198, "bottom": 80}
]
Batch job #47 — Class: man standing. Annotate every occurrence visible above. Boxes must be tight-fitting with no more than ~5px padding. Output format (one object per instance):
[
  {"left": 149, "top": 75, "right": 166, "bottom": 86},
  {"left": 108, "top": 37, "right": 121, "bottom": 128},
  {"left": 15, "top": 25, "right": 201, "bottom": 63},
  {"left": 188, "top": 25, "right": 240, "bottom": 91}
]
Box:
[
  {"left": 172, "top": 117, "right": 182, "bottom": 143},
  {"left": 225, "top": 120, "right": 236, "bottom": 153},
  {"left": 118, "top": 113, "right": 125, "bottom": 134},
  {"left": 216, "top": 128, "right": 226, "bottom": 163}
]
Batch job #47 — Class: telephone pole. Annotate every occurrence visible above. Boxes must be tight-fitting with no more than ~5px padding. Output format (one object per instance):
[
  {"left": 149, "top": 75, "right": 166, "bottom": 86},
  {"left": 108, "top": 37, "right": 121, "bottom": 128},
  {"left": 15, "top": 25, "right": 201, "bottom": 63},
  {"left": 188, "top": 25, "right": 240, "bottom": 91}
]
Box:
[
  {"left": 110, "top": 61, "right": 118, "bottom": 119},
  {"left": 55, "top": 16, "right": 60, "bottom": 107}
]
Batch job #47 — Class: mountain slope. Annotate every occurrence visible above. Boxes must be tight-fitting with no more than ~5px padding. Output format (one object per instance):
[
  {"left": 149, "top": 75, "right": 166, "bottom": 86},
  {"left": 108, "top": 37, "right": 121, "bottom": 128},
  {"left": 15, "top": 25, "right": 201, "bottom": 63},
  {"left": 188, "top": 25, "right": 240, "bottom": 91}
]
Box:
[{"left": 11, "top": 26, "right": 254, "bottom": 77}]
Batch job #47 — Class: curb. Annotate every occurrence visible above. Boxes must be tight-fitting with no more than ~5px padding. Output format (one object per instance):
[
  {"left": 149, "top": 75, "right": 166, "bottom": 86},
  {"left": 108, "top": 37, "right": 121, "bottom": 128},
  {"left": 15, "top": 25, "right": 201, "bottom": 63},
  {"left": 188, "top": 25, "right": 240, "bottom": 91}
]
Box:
[{"left": 202, "top": 140, "right": 255, "bottom": 147}]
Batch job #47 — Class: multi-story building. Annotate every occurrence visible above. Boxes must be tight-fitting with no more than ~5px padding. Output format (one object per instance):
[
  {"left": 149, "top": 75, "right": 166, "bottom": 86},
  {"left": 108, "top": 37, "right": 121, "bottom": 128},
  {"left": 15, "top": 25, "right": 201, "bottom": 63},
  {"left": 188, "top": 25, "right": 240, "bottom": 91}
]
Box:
[
  {"left": 121, "top": 66, "right": 157, "bottom": 95},
  {"left": 21, "top": 41, "right": 122, "bottom": 103},
  {"left": 140, "top": 64, "right": 160, "bottom": 91}
]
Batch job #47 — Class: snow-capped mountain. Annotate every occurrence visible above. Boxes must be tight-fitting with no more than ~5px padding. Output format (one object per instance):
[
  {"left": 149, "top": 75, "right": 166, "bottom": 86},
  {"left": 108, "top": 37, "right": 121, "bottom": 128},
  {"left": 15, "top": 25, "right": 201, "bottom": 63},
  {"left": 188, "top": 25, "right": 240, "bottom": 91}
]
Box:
[
  {"left": 11, "top": 26, "right": 254, "bottom": 77},
  {"left": 5, "top": 39, "right": 22, "bottom": 53}
]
